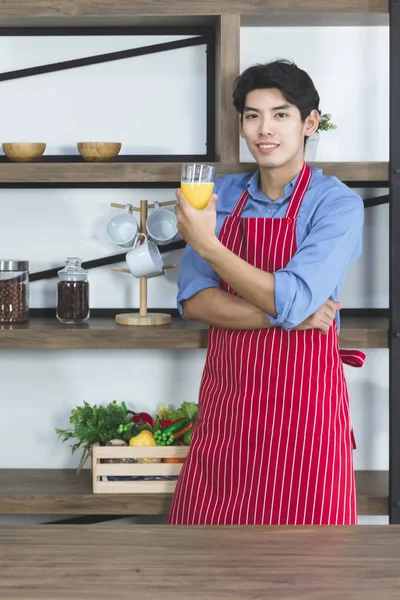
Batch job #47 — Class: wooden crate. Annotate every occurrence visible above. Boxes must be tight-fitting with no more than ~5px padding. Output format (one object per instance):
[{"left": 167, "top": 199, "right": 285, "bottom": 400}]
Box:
[{"left": 92, "top": 445, "right": 189, "bottom": 494}]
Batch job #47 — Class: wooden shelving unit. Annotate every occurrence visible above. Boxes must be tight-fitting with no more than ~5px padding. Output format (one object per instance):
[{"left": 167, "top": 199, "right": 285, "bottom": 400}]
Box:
[
  {"left": 0, "top": 316, "right": 389, "bottom": 349},
  {"left": 0, "top": 469, "right": 388, "bottom": 516},
  {"left": 0, "top": 0, "right": 392, "bottom": 521}
]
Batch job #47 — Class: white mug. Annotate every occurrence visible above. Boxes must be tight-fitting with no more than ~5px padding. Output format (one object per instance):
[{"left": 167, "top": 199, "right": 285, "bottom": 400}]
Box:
[
  {"left": 126, "top": 239, "right": 164, "bottom": 278},
  {"left": 107, "top": 205, "right": 141, "bottom": 249},
  {"left": 146, "top": 201, "right": 178, "bottom": 245}
]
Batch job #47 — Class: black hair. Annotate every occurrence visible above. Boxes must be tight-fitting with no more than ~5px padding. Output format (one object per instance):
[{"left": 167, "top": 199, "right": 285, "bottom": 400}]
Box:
[{"left": 233, "top": 59, "right": 320, "bottom": 122}]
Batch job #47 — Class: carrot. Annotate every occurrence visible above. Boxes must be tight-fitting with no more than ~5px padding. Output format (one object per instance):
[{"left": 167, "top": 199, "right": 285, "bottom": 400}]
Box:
[
  {"left": 173, "top": 423, "right": 192, "bottom": 440},
  {"left": 163, "top": 457, "right": 186, "bottom": 463}
]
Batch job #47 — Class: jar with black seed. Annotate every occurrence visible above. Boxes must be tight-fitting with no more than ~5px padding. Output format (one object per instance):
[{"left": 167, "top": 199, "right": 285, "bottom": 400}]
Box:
[
  {"left": 0, "top": 260, "right": 29, "bottom": 324},
  {"left": 57, "top": 257, "right": 90, "bottom": 324}
]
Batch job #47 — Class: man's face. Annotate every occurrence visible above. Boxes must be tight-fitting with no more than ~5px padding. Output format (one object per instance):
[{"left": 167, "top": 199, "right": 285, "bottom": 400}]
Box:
[{"left": 240, "top": 87, "right": 317, "bottom": 170}]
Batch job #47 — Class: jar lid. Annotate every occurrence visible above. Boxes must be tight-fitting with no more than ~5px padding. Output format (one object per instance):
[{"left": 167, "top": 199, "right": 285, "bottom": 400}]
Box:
[
  {"left": 58, "top": 257, "right": 88, "bottom": 279},
  {"left": 0, "top": 259, "right": 29, "bottom": 271}
]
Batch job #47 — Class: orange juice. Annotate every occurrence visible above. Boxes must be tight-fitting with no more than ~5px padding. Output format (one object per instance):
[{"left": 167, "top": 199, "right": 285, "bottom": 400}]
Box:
[{"left": 181, "top": 182, "right": 214, "bottom": 210}]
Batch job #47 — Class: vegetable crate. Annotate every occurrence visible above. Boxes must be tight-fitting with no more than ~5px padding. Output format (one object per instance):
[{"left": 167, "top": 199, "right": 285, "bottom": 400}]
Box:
[{"left": 92, "top": 445, "right": 189, "bottom": 494}]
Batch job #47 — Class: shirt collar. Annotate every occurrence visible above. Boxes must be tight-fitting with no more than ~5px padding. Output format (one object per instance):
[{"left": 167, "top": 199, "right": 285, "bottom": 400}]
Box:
[{"left": 247, "top": 169, "right": 302, "bottom": 204}]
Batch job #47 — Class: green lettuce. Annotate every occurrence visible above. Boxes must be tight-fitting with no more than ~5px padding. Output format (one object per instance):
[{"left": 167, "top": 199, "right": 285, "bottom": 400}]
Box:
[{"left": 165, "top": 401, "right": 198, "bottom": 422}]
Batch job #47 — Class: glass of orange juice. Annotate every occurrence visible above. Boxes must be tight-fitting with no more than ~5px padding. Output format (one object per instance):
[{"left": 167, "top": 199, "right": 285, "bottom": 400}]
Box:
[{"left": 180, "top": 163, "right": 216, "bottom": 210}]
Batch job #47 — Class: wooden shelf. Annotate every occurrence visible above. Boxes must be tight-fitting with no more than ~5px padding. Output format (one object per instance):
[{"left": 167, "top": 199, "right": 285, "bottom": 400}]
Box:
[
  {"left": 0, "top": 161, "right": 389, "bottom": 185},
  {"left": 0, "top": 316, "right": 388, "bottom": 349},
  {"left": 241, "top": 14, "right": 389, "bottom": 27},
  {"left": 227, "top": 162, "right": 389, "bottom": 183},
  {"left": 0, "top": 469, "right": 388, "bottom": 515},
  {"left": 0, "top": 317, "right": 208, "bottom": 350},
  {"left": 0, "top": 0, "right": 388, "bottom": 27},
  {"left": 0, "top": 469, "right": 172, "bottom": 515},
  {"left": 338, "top": 317, "right": 388, "bottom": 349}
]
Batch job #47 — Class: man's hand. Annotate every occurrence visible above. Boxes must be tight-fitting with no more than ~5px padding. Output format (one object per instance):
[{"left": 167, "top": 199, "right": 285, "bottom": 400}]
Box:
[
  {"left": 295, "top": 300, "right": 342, "bottom": 335},
  {"left": 175, "top": 189, "right": 219, "bottom": 258}
]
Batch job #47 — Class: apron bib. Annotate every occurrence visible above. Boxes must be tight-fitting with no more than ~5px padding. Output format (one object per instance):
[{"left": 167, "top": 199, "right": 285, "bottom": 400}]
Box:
[{"left": 169, "top": 164, "right": 365, "bottom": 525}]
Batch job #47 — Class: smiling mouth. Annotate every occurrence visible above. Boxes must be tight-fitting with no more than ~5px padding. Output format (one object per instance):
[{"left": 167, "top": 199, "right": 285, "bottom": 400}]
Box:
[{"left": 256, "top": 143, "right": 280, "bottom": 153}]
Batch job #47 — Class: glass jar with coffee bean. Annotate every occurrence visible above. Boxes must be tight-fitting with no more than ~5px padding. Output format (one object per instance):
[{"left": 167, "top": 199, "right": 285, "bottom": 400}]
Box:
[
  {"left": 0, "top": 260, "right": 29, "bottom": 324},
  {"left": 57, "top": 257, "right": 90, "bottom": 324}
]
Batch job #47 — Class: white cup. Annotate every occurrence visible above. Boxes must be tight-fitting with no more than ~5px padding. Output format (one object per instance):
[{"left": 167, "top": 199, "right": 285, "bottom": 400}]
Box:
[
  {"left": 107, "top": 205, "right": 141, "bottom": 249},
  {"left": 146, "top": 201, "right": 178, "bottom": 245},
  {"left": 126, "top": 239, "right": 164, "bottom": 278}
]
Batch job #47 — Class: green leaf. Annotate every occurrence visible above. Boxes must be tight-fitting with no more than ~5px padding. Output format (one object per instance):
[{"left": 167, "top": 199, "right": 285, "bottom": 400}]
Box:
[
  {"left": 164, "top": 401, "right": 198, "bottom": 422},
  {"left": 179, "top": 402, "right": 198, "bottom": 421},
  {"left": 164, "top": 407, "right": 185, "bottom": 421}
]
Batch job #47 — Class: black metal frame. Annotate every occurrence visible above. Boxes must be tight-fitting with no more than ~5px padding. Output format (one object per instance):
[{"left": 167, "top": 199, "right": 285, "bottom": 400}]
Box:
[
  {"left": 29, "top": 239, "right": 186, "bottom": 282},
  {"left": 0, "top": 26, "right": 216, "bottom": 163},
  {"left": 390, "top": 0, "right": 400, "bottom": 524}
]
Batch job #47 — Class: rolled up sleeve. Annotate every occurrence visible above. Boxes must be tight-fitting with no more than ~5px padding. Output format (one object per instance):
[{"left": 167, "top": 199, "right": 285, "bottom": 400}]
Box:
[{"left": 268, "top": 192, "right": 364, "bottom": 329}]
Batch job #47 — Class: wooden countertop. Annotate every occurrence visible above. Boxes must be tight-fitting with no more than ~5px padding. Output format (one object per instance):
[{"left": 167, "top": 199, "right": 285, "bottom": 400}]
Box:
[
  {"left": 0, "top": 316, "right": 389, "bottom": 349},
  {"left": 1, "top": 525, "right": 399, "bottom": 599}
]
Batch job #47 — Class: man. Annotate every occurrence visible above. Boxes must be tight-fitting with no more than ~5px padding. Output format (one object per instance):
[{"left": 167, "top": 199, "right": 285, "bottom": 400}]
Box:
[{"left": 169, "top": 59, "right": 365, "bottom": 525}]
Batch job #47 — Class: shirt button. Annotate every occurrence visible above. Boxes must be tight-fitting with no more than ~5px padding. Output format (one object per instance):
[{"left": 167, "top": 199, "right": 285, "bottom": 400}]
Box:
[{"left": 267, "top": 208, "right": 272, "bottom": 213}]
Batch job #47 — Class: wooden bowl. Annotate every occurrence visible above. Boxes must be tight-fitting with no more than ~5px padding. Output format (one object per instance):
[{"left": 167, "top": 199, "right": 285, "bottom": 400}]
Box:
[
  {"left": 2, "top": 142, "right": 46, "bottom": 162},
  {"left": 77, "top": 142, "right": 121, "bottom": 162}
]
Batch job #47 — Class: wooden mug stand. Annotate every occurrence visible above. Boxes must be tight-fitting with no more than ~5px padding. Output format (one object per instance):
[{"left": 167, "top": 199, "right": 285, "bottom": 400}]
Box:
[{"left": 111, "top": 199, "right": 176, "bottom": 327}]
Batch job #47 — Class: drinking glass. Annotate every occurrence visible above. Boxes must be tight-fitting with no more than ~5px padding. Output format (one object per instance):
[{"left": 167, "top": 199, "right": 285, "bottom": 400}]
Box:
[{"left": 180, "top": 163, "right": 216, "bottom": 210}]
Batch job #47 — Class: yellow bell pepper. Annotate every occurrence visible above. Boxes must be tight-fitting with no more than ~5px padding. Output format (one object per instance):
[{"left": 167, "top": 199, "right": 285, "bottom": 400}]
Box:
[
  {"left": 129, "top": 431, "right": 156, "bottom": 447},
  {"left": 129, "top": 430, "right": 160, "bottom": 463}
]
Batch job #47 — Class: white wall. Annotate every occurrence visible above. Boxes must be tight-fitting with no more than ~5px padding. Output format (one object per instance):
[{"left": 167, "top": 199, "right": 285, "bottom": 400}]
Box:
[
  {"left": 0, "top": 35, "right": 207, "bottom": 155},
  {"left": 0, "top": 26, "right": 390, "bottom": 523}
]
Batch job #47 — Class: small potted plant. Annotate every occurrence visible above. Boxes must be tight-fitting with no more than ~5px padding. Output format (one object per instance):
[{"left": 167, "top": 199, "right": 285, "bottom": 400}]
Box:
[{"left": 305, "top": 110, "right": 337, "bottom": 162}]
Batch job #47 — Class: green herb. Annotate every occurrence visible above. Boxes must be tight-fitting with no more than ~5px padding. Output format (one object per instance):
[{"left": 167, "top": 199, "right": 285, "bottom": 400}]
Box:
[{"left": 55, "top": 400, "right": 134, "bottom": 454}]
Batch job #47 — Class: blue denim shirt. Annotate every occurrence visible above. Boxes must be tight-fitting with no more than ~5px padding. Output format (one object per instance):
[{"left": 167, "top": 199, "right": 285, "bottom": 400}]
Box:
[{"left": 177, "top": 167, "right": 364, "bottom": 331}]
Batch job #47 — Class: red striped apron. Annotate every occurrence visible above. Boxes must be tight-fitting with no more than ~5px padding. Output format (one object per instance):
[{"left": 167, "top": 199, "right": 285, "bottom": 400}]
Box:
[{"left": 169, "top": 163, "right": 365, "bottom": 525}]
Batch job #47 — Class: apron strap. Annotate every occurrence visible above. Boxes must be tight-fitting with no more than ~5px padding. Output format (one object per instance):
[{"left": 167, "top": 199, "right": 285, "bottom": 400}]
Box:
[
  {"left": 231, "top": 189, "right": 249, "bottom": 219},
  {"left": 339, "top": 349, "right": 365, "bottom": 450},
  {"left": 285, "top": 163, "right": 312, "bottom": 221},
  {"left": 339, "top": 349, "right": 366, "bottom": 368}
]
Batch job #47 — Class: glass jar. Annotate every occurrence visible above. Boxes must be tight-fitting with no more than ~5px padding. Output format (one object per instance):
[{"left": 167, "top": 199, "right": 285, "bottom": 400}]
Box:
[
  {"left": 0, "top": 260, "right": 29, "bottom": 324},
  {"left": 56, "top": 257, "right": 90, "bottom": 324}
]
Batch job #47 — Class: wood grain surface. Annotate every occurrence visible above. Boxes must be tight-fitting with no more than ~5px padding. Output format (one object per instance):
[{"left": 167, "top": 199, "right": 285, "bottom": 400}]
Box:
[
  {"left": 217, "top": 14, "right": 240, "bottom": 163},
  {"left": 0, "top": 469, "right": 388, "bottom": 515},
  {"left": 0, "top": 317, "right": 209, "bottom": 349},
  {"left": 0, "top": 317, "right": 388, "bottom": 349},
  {"left": 0, "top": 525, "right": 399, "bottom": 600},
  {"left": 0, "top": 162, "right": 388, "bottom": 183},
  {"left": 0, "top": 0, "right": 388, "bottom": 21}
]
